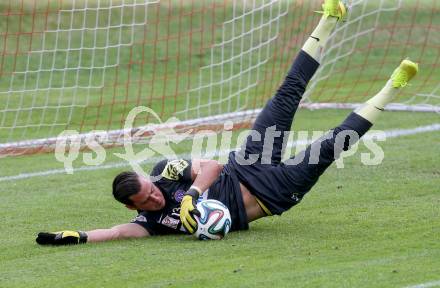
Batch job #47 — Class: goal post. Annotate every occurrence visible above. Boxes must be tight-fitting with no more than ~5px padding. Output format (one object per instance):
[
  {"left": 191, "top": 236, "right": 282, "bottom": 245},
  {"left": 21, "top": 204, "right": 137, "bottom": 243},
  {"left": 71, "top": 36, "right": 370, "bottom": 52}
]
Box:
[{"left": 0, "top": 0, "right": 439, "bottom": 157}]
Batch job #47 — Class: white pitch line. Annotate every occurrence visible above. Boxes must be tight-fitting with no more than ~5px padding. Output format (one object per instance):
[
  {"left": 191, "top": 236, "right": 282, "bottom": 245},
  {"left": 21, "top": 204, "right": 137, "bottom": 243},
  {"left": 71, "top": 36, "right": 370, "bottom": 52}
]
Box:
[
  {"left": 0, "top": 123, "right": 439, "bottom": 182},
  {"left": 404, "top": 280, "right": 440, "bottom": 288}
]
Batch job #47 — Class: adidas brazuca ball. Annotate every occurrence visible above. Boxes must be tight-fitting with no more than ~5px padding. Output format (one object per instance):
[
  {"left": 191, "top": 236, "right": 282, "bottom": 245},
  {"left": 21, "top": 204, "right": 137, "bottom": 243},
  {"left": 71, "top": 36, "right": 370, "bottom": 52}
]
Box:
[{"left": 194, "top": 199, "right": 231, "bottom": 240}]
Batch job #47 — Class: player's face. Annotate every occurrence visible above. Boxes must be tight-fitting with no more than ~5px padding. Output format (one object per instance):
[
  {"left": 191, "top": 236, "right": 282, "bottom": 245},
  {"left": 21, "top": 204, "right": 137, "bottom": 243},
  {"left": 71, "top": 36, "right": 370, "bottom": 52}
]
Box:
[{"left": 128, "top": 177, "right": 166, "bottom": 211}]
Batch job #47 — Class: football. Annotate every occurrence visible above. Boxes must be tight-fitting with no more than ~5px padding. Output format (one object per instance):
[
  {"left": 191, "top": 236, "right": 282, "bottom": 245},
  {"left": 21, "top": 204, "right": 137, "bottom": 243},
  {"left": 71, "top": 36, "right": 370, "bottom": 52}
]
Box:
[{"left": 194, "top": 199, "right": 232, "bottom": 240}]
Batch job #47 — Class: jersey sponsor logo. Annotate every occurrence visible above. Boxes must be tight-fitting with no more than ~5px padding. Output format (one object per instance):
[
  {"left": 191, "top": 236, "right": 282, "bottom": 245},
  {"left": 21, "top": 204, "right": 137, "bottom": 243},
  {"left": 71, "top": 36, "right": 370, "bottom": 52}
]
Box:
[
  {"left": 132, "top": 215, "right": 147, "bottom": 223},
  {"left": 161, "top": 215, "right": 180, "bottom": 229},
  {"left": 161, "top": 159, "right": 189, "bottom": 180},
  {"left": 173, "top": 189, "right": 185, "bottom": 203}
]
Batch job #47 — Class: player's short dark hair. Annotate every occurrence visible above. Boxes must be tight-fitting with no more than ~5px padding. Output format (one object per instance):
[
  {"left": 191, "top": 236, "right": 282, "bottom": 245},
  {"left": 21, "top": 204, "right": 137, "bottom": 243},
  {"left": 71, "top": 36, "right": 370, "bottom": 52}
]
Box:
[{"left": 112, "top": 171, "right": 140, "bottom": 205}]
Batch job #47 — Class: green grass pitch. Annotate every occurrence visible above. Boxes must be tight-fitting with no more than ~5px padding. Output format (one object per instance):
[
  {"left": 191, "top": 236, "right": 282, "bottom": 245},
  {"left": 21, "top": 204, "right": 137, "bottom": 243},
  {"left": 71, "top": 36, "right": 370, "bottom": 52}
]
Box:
[{"left": 0, "top": 109, "right": 439, "bottom": 287}]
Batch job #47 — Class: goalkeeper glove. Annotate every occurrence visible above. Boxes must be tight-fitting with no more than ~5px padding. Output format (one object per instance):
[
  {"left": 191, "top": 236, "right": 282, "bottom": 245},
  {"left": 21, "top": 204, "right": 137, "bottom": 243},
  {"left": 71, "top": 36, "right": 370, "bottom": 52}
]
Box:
[
  {"left": 36, "top": 230, "right": 88, "bottom": 246},
  {"left": 180, "top": 187, "right": 201, "bottom": 234}
]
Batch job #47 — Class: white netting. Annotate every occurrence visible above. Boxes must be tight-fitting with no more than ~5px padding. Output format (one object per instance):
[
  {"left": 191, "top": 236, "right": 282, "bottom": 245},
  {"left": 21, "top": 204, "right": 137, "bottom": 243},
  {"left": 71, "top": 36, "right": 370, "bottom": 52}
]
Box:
[
  {"left": 0, "top": 0, "right": 158, "bottom": 139},
  {"left": 176, "top": 0, "right": 289, "bottom": 119},
  {"left": 0, "top": 0, "right": 439, "bottom": 156}
]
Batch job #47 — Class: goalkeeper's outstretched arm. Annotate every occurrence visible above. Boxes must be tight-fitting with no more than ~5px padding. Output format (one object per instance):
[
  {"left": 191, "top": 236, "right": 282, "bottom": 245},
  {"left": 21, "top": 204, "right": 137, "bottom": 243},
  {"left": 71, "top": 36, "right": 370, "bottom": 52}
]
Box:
[{"left": 36, "top": 223, "right": 149, "bottom": 246}]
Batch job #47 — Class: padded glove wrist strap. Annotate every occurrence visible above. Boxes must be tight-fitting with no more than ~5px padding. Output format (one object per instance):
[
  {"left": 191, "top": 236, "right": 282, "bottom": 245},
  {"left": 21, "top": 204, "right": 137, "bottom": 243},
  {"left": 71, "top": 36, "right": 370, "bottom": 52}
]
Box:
[
  {"left": 78, "top": 231, "right": 88, "bottom": 244},
  {"left": 185, "top": 187, "right": 200, "bottom": 198}
]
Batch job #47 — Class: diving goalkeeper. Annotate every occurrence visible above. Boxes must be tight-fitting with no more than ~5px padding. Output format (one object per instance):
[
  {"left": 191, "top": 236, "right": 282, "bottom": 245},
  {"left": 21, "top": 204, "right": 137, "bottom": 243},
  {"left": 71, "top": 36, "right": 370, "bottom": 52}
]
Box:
[{"left": 36, "top": 0, "right": 419, "bottom": 245}]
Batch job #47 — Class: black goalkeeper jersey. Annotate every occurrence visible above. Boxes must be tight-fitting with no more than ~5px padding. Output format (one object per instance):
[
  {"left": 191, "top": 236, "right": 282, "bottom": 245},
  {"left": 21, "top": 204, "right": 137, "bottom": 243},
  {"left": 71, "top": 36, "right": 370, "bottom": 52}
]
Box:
[{"left": 131, "top": 157, "right": 248, "bottom": 235}]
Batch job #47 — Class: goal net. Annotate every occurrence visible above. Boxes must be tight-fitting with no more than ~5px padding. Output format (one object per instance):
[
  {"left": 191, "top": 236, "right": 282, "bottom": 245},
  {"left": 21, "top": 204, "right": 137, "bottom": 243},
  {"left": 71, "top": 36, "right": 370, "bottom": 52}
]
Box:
[{"left": 0, "top": 0, "right": 439, "bottom": 156}]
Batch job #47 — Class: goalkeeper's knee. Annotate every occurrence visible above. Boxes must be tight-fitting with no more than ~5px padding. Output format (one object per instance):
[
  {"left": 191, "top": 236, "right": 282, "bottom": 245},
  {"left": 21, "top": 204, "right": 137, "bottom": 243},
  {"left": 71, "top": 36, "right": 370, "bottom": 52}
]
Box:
[{"left": 36, "top": 230, "right": 88, "bottom": 246}]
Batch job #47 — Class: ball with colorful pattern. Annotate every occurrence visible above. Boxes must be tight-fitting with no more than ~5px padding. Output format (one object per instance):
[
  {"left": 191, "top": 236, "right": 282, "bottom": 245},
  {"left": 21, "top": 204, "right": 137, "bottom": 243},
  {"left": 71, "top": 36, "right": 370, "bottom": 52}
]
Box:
[{"left": 193, "top": 199, "right": 231, "bottom": 240}]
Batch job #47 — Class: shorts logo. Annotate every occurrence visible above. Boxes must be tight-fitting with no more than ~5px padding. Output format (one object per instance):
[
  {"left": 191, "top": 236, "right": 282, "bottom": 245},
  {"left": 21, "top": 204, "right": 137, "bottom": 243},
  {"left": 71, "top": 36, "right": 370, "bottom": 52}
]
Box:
[
  {"left": 161, "top": 215, "right": 180, "bottom": 229},
  {"left": 291, "top": 193, "right": 300, "bottom": 203},
  {"left": 174, "top": 189, "right": 185, "bottom": 203},
  {"left": 133, "top": 215, "right": 147, "bottom": 223}
]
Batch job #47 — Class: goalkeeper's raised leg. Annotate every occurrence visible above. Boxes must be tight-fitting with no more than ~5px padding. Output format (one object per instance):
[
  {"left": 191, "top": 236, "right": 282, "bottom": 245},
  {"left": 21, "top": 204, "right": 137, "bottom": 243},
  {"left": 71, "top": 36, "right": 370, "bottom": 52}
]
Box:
[
  {"left": 231, "top": 0, "right": 419, "bottom": 216},
  {"left": 266, "top": 59, "right": 420, "bottom": 208},
  {"left": 303, "top": 0, "right": 348, "bottom": 61},
  {"left": 235, "top": 0, "right": 348, "bottom": 167}
]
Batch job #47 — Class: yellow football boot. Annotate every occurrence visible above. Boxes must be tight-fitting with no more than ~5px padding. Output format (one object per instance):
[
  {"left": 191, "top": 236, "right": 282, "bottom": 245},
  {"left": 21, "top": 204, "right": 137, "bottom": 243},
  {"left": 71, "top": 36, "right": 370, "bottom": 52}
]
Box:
[
  {"left": 316, "top": 0, "right": 348, "bottom": 21},
  {"left": 390, "top": 59, "right": 419, "bottom": 88}
]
